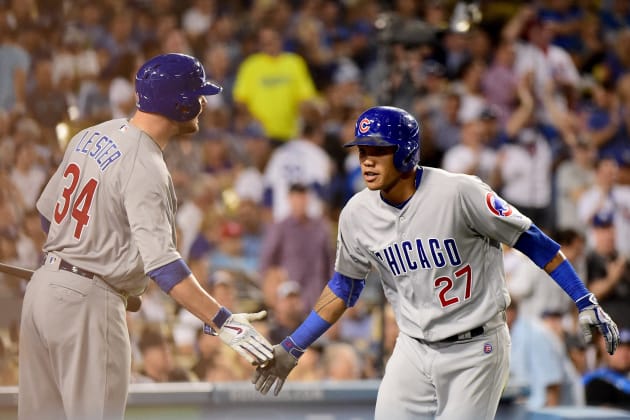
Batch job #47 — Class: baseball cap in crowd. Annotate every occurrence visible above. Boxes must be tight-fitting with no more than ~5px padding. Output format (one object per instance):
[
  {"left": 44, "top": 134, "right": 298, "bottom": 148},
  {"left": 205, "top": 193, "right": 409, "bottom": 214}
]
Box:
[
  {"left": 277, "top": 280, "right": 301, "bottom": 299},
  {"left": 592, "top": 213, "right": 614, "bottom": 228},
  {"left": 220, "top": 221, "right": 243, "bottom": 239},
  {"left": 288, "top": 183, "right": 309, "bottom": 193},
  {"left": 480, "top": 106, "right": 499, "bottom": 121}
]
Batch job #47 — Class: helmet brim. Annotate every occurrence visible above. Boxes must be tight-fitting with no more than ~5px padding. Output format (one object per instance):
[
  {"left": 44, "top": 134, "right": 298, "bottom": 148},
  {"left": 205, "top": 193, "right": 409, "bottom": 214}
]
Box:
[
  {"left": 343, "top": 135, "right": 394, "bottom": 148},
  {"left": 197, "top": 81, "right": 223, "bottom": 96}
]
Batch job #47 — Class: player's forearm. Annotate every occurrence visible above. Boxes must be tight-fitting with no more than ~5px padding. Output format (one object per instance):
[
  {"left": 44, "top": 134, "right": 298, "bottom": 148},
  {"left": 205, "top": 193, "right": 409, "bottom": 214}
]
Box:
[
  {"left": 281, "top": 274, "right": 365, "bottom": 359},
  {"left": 313, "top": 285, "right": 349, "bottom": 324},
  {"left": 168, "top": 274, "right": 222, "bottom": 327}
]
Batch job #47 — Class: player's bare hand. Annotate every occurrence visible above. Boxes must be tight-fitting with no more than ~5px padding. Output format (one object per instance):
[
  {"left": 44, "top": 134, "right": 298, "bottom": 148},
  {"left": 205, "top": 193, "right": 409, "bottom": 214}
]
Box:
[
  {"left": 252, "top": 344, "right": 298, "bottom": 396},
  {"left": 205, "top": 310, "right": 274, "bottom": 365},
  {"left": 577, "top": 294, "right": 620, "bottom": 355}
]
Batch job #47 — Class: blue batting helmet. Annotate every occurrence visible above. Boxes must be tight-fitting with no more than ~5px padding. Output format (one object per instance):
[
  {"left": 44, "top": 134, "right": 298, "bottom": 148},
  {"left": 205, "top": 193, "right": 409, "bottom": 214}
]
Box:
[
  {"left": 135, "top": 53, "right": 222, "bottom": 122},
  {"left": 344, "top": 106, "right": 421, "bottom": 173}
]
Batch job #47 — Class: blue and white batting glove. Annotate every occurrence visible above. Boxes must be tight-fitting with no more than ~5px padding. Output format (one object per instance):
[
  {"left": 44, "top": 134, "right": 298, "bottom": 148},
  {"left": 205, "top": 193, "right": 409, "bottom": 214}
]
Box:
[
  {"left": 576, "top": 293, "right": 620, "bottom": 355},
  {"left": 204, "top": 308, "right": 274, "bottom": 365}
]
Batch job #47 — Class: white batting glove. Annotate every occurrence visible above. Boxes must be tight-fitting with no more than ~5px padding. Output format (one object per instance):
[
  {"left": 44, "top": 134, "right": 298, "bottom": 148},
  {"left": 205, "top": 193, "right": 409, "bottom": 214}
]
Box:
[
  {"left": 576, "top": 293, "right": 620, "bottom": 355},
  {"left": 204, "top": 308, "right": 274, "bottom": 365}
]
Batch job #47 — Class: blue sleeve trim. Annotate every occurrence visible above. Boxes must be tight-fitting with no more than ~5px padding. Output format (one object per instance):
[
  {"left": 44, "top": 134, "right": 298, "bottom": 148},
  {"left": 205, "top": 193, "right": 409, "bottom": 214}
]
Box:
[
  {"left": 282, "top": 310, "right": 332, "bottom": 359},
  {"left": 550, "top": 260, "right": 592, "bottom": 306},
  {"left": 148, "top": 259, "right": 192, "bottom": 294},
  {"left": 39, "top": 214, "right": 50, "bottom": 234},
  {"left": 327, "top": 271, "right": 365, "bottom": 307},
  {"left": 513, "top": 224, "right": 561, "bottom": 269}
]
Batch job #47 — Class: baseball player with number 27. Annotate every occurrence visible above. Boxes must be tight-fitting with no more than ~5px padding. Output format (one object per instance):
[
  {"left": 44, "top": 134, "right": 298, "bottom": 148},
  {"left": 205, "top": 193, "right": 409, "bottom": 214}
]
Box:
[
  {"left": 253, "top": 106, "right": 620, "bottom": 419},
  {"left": 19, "top": 53, "right": 273, "bottom": 420}
]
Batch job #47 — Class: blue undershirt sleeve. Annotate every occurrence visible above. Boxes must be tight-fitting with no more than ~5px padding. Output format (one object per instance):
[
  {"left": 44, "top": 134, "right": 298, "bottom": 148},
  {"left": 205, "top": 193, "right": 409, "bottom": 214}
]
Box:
[
  {"left": 39, "top": 213, "right": 50, "bottom": 234},
  {"left": 148, "top": 258, "right": 192, "bottom": 293},
  {"left": 513, "top": 224, "right": 560, "bottom": 269}
]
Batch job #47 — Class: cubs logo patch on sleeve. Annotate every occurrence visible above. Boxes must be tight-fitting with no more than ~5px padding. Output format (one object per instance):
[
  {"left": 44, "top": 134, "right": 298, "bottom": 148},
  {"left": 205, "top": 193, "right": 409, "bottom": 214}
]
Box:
[{"left": 485, "top": 192, "right": 513, "bottom": 217}]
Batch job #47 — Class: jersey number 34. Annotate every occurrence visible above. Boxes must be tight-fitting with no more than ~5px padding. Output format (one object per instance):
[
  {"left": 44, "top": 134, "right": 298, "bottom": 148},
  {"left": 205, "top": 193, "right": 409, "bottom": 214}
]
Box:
[{"left": 53, "top": 163, "right": 98, "bottom": 240}]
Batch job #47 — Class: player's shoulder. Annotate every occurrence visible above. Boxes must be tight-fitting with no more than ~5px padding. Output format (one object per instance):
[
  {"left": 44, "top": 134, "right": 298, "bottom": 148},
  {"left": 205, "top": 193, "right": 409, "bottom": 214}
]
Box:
[{"left": 422, "top": 167, "right": 488, "bottom": 193}]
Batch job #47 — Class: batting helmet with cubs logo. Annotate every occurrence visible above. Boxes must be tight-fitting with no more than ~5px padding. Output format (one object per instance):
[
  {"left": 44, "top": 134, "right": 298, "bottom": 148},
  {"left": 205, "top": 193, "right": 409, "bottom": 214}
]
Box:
[
  {"left": 344, "top": 106, "right": 421, "bottom": 173},
  {"left": 135, "top": 53, "right": 222, "bottom": 122}
]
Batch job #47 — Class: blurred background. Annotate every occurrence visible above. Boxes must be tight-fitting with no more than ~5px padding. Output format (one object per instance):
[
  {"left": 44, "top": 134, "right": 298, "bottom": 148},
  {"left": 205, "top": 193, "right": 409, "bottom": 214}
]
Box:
[{"left": 0, "top": 0, "right": 630, "bottom": 418}]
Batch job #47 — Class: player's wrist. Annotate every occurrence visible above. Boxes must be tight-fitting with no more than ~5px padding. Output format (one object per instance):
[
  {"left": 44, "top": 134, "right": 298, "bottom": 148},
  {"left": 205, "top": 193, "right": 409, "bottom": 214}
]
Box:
[
  {"left": 203, "top": 306, "right": 232, "bottom": 335},
  {"left": 576, "top": 293, "right": 598, "bottom": 311},
  {"left": 281, "top": 336, "right": 306, "bottom": 359}
]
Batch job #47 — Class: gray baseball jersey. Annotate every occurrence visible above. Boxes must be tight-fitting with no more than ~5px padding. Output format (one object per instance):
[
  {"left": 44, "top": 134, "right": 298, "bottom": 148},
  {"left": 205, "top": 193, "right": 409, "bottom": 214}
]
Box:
[
  {"left": 335, "top": 167, "right": 531, "bottom": 341},
  {"left": 36, "top": 118, "right": 182, "bottom": 294},
  {"left": 19, "top": 118, "right": 181, "bottom": 420}
]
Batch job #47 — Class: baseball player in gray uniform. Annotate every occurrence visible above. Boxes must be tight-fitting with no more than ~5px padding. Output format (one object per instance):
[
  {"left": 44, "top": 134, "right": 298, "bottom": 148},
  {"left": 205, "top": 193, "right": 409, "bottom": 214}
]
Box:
[
  {"left": 19, "top": 53, "right": 273, "bottom": 420},
  {"left": 252, "top": 106, "right": 620, "bottom": 419}
]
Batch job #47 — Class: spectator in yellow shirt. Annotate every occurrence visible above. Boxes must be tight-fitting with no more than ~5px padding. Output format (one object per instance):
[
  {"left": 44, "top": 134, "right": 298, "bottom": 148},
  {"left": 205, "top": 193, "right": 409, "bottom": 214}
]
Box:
[{"left": 233, "top": 26, "right": 318, "bottom": 144}]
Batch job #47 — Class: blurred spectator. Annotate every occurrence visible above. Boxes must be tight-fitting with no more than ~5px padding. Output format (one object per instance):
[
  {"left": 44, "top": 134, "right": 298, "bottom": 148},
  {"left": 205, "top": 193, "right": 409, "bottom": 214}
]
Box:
[
  {"left": 321, "top": 342, "right": 362, "bottom": 381},
  {"left": 0, "top": 20, "right": 30, "bottom": 115},
  {"left": 555, "top": 137, "right": 596, "bottom": 232},
  {"left": 508, "top": 229, "right": 584, "bottom": 321},
  {"left": 16, "top": 208, "right": 46, "bottom": 271},
  {"left": 10, "top": 141, "right": 47, "bottom": 210},
  {"left": 599, "top": 0, "right": 630, "bottom": 44},
  {"left": 441, "top": 115, "right": 500, "bottom": 189},
  {"left": 583, "top": 328, "right": 630, "bottom": 410},
  {"left": 175, "top": 174, "right": 219, "bottom": 261},
  {"left": 507, "top": 298, "right": 584, "bottom": 410},
  {"left": 453, "top": 58, "right": 489, "bottom": 127},
  {"left": 427, "top": 90, "right": 461, "bottom": 162},
  {"left": 233, "top": 26, "right": 318, "bottom": 143},
  {"left": 208, "top": 220, "right": 258, "bottom": 281},
  {"left": 25, "top": 55, "right": 70, "bottom": 139},
  {"left": 578, "top": 157, "right": 630, "bottom": 257},
  {"left": 481, "top": 39, "right": 518, "bottom": 125},
  {"left": 0, "top": 338, "right": 18, "bottom": 386},
  {"left": 107, "top": 52, "right": 138, "bottom": 119},
  {"left": 584, "top": 213, "right": 630, "bottom": 328},
  {"left": 537, "top": 0, "right": 585, "bottom": 56},
  {"left": 259, "top": 183, "right": 335, "bottom": 309},
  {"left": 263, "top": 121, "right": 334, "bottom": 221},
  {"left": 497, "top": 73, "right": 557, "bottom": 231},
  {"left": 503, "top": 6, "right": 580, "bottom": 122},
  {"left": 181, "top": 0, "right": 216, "bottom": 48},
  {"left": 133, "top": 326, "right": 179, "bottom": 383},
  {"left": 268, "top": 280, "right": 307, "bottom": 343}
]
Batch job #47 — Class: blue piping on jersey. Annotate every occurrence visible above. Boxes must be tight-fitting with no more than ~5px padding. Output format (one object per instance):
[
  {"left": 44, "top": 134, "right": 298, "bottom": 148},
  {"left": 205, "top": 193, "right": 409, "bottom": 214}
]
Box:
[{"left": 380, "top": 167, "right": 423, "bottom": 209}]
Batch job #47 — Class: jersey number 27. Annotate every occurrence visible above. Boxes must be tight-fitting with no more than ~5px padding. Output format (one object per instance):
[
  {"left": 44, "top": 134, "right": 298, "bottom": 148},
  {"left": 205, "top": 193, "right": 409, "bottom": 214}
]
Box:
[{"left": 53, "top": 163, "right": 98, "bottom": 240}]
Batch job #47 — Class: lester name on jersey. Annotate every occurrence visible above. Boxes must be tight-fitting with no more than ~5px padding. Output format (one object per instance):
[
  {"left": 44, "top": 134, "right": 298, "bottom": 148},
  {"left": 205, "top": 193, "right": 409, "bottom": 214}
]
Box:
[{"left": 335, "top": 167, "right": 532, "bottom": 342}]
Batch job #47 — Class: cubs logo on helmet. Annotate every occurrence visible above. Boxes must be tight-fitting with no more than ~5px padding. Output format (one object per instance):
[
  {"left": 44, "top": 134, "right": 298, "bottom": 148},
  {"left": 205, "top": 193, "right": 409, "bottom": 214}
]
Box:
[
  {"left": 485, "top": 192, "right": 513, "bottom": 217},
  {"left": 358, "top": 117, "right": 371, "bottom": 134}
]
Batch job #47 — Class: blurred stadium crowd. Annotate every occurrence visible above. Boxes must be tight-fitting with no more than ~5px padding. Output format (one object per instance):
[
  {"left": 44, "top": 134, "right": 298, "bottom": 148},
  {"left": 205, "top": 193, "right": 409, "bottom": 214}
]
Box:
[{"left": 0, "top": 0, "right": 629, "bottom": 411}]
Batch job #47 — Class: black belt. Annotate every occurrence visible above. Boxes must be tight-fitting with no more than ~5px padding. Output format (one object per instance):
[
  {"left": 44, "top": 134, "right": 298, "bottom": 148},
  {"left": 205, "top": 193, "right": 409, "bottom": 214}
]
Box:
[
  {"left": 59, "top": 259, "right": 96, "bottom": 279},
  {"left": 440, "top": 326, "right": 485, "bottom": 343}
]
